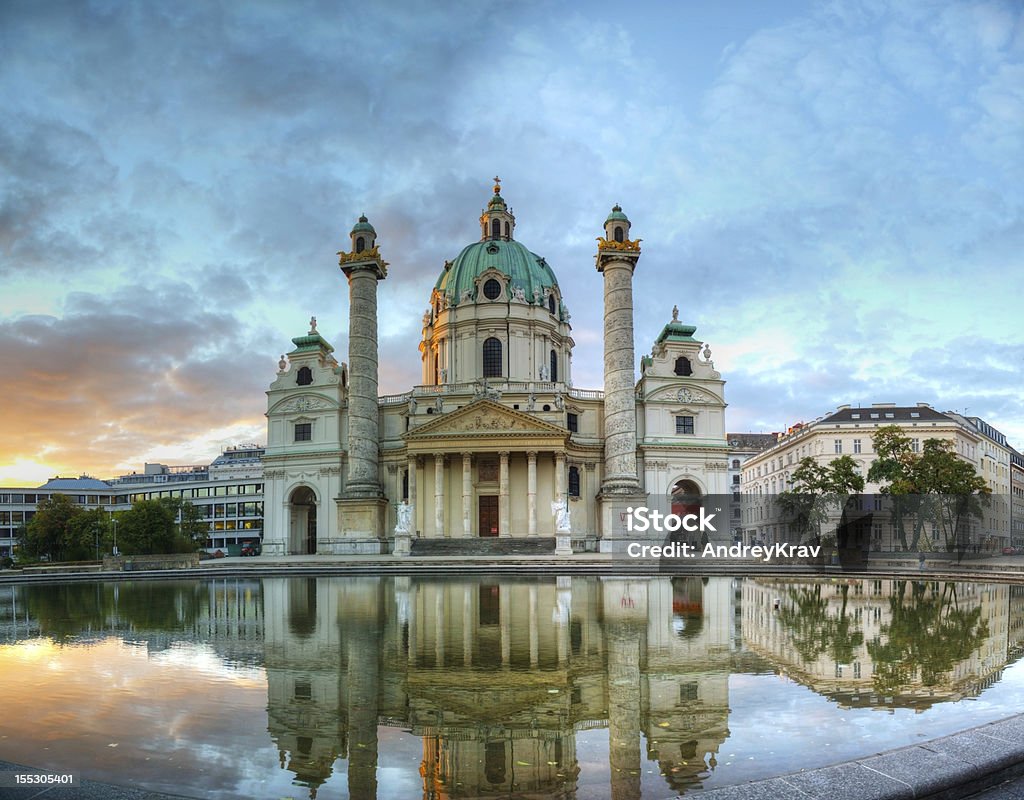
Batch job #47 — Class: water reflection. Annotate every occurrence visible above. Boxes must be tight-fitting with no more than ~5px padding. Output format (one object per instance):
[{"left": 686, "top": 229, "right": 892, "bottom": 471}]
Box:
[{"left": 0, "top": 576, "right": 1023, "bottom": 799}]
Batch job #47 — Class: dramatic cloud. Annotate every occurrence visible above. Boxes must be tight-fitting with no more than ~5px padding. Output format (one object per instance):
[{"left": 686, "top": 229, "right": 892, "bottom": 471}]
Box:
[{"left": 1, "top": 0, "right": 1022, "bottom": 482}]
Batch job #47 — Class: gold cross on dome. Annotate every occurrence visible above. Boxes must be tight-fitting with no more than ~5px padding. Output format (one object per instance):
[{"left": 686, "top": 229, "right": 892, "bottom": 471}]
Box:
[{"left": 493, "top": 176, "right": 501, "bottom": 194}]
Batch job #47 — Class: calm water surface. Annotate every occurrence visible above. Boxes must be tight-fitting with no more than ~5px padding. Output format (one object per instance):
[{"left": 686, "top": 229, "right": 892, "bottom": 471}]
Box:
[{"left": 1, "top": 575, "right": 1022, "bottom": 800}]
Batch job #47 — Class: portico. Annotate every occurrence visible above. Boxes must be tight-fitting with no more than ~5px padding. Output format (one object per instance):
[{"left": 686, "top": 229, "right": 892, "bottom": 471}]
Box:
[{"left": 403, "top": 400, "right": 570, "bottom": 539}]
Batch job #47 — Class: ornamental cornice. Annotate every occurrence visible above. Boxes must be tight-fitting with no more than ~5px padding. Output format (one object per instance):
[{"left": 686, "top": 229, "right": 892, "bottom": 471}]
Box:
[
  {"left": 270, "top": 394, "right": 339, "bottom": 414},
  {"left": 596, "top": 237, "right": 642, "bottom": 253},
  {"left": 338, "top": 246, "right": 388, "bottom": 278}
]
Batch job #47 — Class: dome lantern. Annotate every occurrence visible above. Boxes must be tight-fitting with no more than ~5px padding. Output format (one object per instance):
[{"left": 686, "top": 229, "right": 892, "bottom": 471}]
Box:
[
  {"left": 603, "top": 204, "right": 631, "bottom": 244},
  {"left": 349, "top": 214, "right": 376, "bottom": 254},
  {"left": 479, "top": 176, "right": 516, "bottom": 241}
]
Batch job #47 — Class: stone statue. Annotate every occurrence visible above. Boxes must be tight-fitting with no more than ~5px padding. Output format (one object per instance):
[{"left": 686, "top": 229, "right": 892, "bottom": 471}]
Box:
[
  {"left": 407, "top": 396, "right": 417, "bottom": 415},
  {"left": 703, "top": 343, "right": 712, "bottom": 361},
  {"left": 554, "top": 393, "right": 564, "bottom": 410},
  {"left": 532, "top": 287, "right": 542, "bottom": 304},
  {"left": 527, "top": 392, "right": 536, "bottom": 411},
  {"left": 434, "top": 396, "right": 443, "bottom": 413},
  {"left": 278, "top": 355, "right": 287, "bottom": 373},
  {"left": 551, "top": 500, "right": 571, "bottom": 532},
  {"left": 672, "top": 305, "right": 679, "bottom": 322},
  {"left": 395, "top": 502, "right": 413, "bottom": 534},
  {"left": 460, "top": 288, "right": 473, "bottom": 304},
  {"left": 439, "top": 367, "right": 448, "bottom": 383},
  {"left": 309, "top": 316, "right": 318, "bottom": 332},
  {"left": 422, "top": 310, "right": 431, "bottom": 328},
  {"left": 511, "top": 286, "right": 526, "bottom": 302},
  {"left": 539, "top": 364, "right": 549, "bottom": 381}
]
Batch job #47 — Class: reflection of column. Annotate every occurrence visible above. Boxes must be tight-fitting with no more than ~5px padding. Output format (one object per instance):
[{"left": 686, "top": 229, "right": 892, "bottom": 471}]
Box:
[
  {"left": 462, "top": 452, "right": 472, "bottom": 538},
  {"left": 407, "top": 456, "right": 417, "bottom": 536},
  {"left": 463, "top": 584, "right": 473, "bottom": 667},
  {"left": 500, "top": 585, "right": 511, "bottom": 666},
  {"left": 529, "top": 584, "right": 539, "bottom": 667},
  {"left": 528, "top": 451, "right": 538, "bottom": 537},
  {"left": 347, "top": 621, "right": 381, "bottom": 800},
  {"left": 434, "top": 454, "right": 445, "bottom": 537},
  {"left": 556, "top": 575, "right": 571, "bottom": 665},
  {"left": 499, "top": 451, "right": 510, "bottom": 538},
  {"left": 607, "top": 621, "right": 642, "bottom": 800},
  {"left": 407, "top": 580, "right": 417, "bottom": 666},
  {"left": 435, "top": 587, "right": 445, "bottom": 668}
]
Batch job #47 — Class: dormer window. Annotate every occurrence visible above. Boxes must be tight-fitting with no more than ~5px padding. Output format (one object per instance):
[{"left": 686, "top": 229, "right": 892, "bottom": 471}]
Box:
[
  {"left": 674, "top": 357, "right": 692, "bottom": 376},
  {"left": 614, "top": 226, "right": 624, "bottom": 243},
  {"left": 296, "top": 366, "right": 313, "bottom": 386},
  {"left": 355, "top": 236, "right": 365, "bottom": 253}
]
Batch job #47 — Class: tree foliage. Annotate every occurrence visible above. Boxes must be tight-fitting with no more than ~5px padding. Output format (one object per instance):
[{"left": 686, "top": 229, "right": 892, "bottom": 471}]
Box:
[
  {"left": 116, "top": 498, "right": 203, "bottom": 555},
  {"left": 868, "top": 427, "right": 990, "bottom": 552},
  {"left": 19, "top": 495, "right": 112, "bottom": 562},
  {"left": 776, "top": 455, "right": 866, "bottom": 544}
]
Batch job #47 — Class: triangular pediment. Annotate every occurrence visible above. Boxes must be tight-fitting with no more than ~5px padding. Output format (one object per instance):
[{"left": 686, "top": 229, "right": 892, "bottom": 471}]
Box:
[{"left": 404, "top": 399, "right": 568, "bottom": 441}]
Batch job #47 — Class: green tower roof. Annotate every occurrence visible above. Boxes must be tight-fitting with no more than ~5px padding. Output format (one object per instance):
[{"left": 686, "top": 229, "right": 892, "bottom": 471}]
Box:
[
  {"left": 655, "top": 320, "right": 698, "bottom": 344},
  {"left": 435, "top": 239, "right": 560, "bottom": 304},
  {"left": 349, "top": 214, "right": 376, "bottom": 236},
  {"left": 605, "top": 204, "right": 629, "bottom": 224}
]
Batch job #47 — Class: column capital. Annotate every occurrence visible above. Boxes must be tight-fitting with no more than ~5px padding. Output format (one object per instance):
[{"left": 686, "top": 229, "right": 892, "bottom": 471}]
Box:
[{"left": 527, "top": 450, "right": 538, "bottom": 460}]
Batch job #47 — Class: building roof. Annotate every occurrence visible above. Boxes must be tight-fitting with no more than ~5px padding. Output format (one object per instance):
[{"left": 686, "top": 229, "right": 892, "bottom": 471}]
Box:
[
  {"left": 37, "top": 477, "right": 112, "bottom": 490},
  {"left": 435, "top": 238, "right": 561, "bottom": 305},
  {"left": 821, "top": 405, "right": 951, "bottom": 424},
  {"left": 726, "top": 433, "right": 779, "bottom": 451}
]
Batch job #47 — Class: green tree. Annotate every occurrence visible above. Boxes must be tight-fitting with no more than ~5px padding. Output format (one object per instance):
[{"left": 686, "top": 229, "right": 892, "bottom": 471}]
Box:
[
  {"left": 776, "top": 455, "right": 866, "bottom": 545},
  {"left": 117, "top": 499, "right": 178, "bottom": 554},
  {"left": 164, "top": 498, "right": 208, "bottom": 550},
  {"left": 64, "top": 508, "right": 112, "bottom": 561},
  {"left": 868, "top": 426, "right": 923, "bottom": 550},
  {"left": 21, "top": 494, "right": 82, "bottom": 562},
  {"left": 868, "top": 429, "right": 990, "bottom": 553}
]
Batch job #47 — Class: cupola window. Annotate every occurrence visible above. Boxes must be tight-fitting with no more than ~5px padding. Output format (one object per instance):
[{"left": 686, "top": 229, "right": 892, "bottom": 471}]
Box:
[
  {"left": 491, "top": 219, "right": 501, "bottom": 240},
  {"left": 355, "top": 236, "right": 365, "bottom": 253},
  {"left": 550, "top": 350, "right": 558, "bottom": 383},
  {"left": 548, "top": 294, "right": 556, "bottom": 315},
  {"left": 614, "top": 226, "right": 624, "bottom": 243},
  {"left": 483, "top": 337, "right": 502, "bottom": 378},
  {"left": 504, "top": 221, "right": 510, "bottom": 239},
  {"left": 674, "top": 357, "right": 692, "bottom": 376},
  {"left": 483, "top": 279, "right": 501, "bottom": 300},
  {"left": 296, "top": 366, "right": 313, "bottom": 386}
]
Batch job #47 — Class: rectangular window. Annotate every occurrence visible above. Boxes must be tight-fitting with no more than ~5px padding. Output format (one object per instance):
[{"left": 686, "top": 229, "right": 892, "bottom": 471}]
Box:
[
  {"left": 834, "top": 439, "right": 843, "bottom": 454},
  {"left": 853, "top": 439, "right": 861, "bottom": 454},
  {"left": 732, "top": 474, "right": 740, "bottom": 485},
  {"left": 567, "top": 413, "right": 578, "bottom": 433},
  {"left": 911, "top": 439, "right": 920, "bottom": 453},
  {"left": 676, "top": 415, "right": 694, "bottom": 435},
  {"left": 295, "top": 422, "right": 312, "bottom": 442}
]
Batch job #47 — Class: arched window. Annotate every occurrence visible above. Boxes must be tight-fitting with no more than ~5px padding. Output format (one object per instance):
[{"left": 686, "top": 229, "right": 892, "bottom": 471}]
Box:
[
  {"left": 548, "top": 294, "right": 556, "bottom": 315},
  {"left": 732, "top": 459, "right": 740, "bottom": 469},
  {"left": 402, "top": 469, "right": 409, "bottom": 501},
  {"left": 433, "top": 353, "right": 440, "bottom": 385},
  {"left": 491, "top": 218, "right": 501, "bottom": 240},
  {"left": 483, "top": 338, "right": 502, "bottom": 378},
  {"left": 550, "top": 349, "right": 558, "bottom": 383},
  {"left": 296, "top": 366, "right": 313, "bottom": 386},
  {"left": 355, "top": 236, "right": 365, "bottom": 253},
  {"left": 674, "top": 357, "right": 692, "bottom": 376},
  {"left": 568, "top": 466, "right": 580, "bottom": 497},
  {"left": 614, "top": 226, "right": 624, "bottom": 243},
  {"left": 504, "top": 221, "right": 510, "bottom": 238}
]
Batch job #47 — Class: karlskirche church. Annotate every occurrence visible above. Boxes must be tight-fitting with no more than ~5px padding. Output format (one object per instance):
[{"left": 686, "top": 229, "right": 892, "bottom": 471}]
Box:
[{"left": 261, "top": 181, "right": 729, "bottom": 555}]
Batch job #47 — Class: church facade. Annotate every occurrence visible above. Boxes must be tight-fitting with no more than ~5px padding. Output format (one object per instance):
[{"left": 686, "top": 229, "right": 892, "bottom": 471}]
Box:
[{"left": 261, "top": 182, "right": 729, "bottom": 555}]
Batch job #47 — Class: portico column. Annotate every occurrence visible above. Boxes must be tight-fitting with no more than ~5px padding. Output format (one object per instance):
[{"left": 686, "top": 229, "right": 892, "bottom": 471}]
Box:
[
  {"left": 499, "top": 452, "right": 510, "bottom": 538},
  {"left": 462, "top": 452, "right": 472, "bottom": 538},
  {"left": 434, "top": 454, "right": 445, "bottom": 538},
  {"left": 407, "top": 455, "right": 417, "bottom": 536},
  {"left": 555, "top": 452, "right": 566, "bottom": 503},
  {"left": 527, "top": 451, "right": 538, "bottom": 537}
]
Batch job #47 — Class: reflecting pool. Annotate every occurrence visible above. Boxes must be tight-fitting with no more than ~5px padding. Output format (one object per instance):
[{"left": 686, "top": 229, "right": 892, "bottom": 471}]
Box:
[{"left": 1, "top": 576, "right": 1023, "bottom": 799}]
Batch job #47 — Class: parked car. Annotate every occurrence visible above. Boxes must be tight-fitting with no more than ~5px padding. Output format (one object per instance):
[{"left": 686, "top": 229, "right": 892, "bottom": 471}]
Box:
[
  {"left": 241, "top": 541, "right": 261, "bottom": 557},
  {"left": 1003, "top": 547, "right": 1018, "bottom": 556}
]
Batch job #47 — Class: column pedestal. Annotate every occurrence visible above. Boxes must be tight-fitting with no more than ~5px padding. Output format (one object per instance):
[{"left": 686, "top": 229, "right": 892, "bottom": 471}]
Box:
[
  {"left": 335, "top": 497, "right": 388, "bottom": 554},
  {"left": 597, "top": 491, "right": 650, "bottom": 555}
]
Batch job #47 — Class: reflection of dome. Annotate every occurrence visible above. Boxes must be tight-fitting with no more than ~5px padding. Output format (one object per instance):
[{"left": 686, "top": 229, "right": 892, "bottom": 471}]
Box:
[{"left": 435, "top": 239, "right": 560, "bottom": 303}]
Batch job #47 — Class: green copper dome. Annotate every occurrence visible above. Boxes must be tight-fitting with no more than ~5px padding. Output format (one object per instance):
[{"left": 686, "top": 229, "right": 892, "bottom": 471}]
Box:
[
  {"left": 605, "top": 204, "right": 629, "bottom": 224},
  {"left": 350, "top": 214, "right": 376, "bottom": 236},
  {"left": 435, "top": 239, "right": 559, "bottom": 304}
]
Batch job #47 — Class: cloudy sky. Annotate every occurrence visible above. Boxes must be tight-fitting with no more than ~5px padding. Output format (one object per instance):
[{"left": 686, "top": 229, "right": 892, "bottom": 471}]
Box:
[{"left": 1, "top": 0, "right": 1022, "bottom": 485}]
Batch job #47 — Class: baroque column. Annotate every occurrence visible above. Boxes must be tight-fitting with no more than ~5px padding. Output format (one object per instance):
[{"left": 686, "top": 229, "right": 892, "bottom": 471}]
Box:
[
  {"left": 338, "top": 216, "right": 389, "bottom": 552},
  {"left": 462, "top": 452, "right": 472, "bottom": 538},
  {"left": 527, "top": 451, "right": 538, "bottom": 537},
  {"left": 434, "top": 454, "right": 445, "bottom": 538},
  {"left": 499, "top": 451, "right": 510, "bottom": 538},
  {"left": 407, "top": 455, "right": 417, "bottom": 536},
  {"left": 596, "top": 206, "right": 648, "bottom": 553}
]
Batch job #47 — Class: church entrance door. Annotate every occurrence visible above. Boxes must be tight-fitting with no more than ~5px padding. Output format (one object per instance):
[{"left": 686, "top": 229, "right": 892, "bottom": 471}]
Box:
[{"left": 478, "top": 495, "right": 498, "bottom": 537}]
